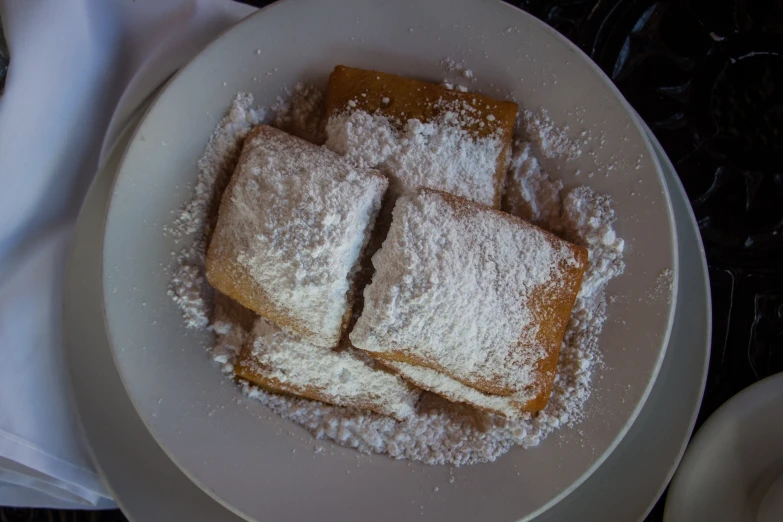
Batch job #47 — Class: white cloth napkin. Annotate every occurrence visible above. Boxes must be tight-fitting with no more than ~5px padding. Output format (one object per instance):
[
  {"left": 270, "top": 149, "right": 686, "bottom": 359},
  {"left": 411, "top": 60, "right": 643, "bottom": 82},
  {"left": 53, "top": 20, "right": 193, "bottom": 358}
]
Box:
[{"left": 0, "top": 0, "right": 255, "bottom": 508}]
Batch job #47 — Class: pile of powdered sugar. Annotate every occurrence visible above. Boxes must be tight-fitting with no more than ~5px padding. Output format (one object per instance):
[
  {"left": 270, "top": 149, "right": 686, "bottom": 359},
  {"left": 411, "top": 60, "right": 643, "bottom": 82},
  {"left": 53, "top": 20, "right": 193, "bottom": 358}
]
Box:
[
  {"left": 272, "top": 83, "right": 326, "bottom": 145},
  {"left": 168, "top": 86, "right": 625, "bottom": 466},
  {"left": 503, "top": 139, "right": 563, "bottom": 231},
  {"left": 521, "top": 108, "right": 587, "bottom": 161}
]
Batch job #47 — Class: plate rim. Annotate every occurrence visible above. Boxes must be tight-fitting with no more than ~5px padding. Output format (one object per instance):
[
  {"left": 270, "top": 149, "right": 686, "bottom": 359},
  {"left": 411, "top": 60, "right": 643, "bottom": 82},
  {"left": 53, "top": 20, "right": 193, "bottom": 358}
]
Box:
[{"left": 637, "top": 125, "right": 712, "bottom": 520}]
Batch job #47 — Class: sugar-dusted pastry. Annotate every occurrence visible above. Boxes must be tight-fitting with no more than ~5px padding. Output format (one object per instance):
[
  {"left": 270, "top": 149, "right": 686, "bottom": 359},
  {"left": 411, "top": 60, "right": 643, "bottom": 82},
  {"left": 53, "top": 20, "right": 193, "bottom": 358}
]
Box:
[
  {"left": 235, "top": 318, "right": 421, "bottom": 421},
  {"left": 325, "top": 65, "right": 517, "bottom": 208},
  {"left": 206, "top": 125, "right": 388, "bottom": 348},
  {"left": 350, "top": 188, "right": 588, "bottom": 415}
]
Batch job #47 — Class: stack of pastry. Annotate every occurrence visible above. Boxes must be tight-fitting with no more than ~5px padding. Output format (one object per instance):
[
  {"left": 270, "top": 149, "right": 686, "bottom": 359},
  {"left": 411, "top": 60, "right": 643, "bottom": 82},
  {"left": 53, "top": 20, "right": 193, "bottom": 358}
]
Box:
[{"left": 205, "top": 66, "right": 588, "bottom": 420}]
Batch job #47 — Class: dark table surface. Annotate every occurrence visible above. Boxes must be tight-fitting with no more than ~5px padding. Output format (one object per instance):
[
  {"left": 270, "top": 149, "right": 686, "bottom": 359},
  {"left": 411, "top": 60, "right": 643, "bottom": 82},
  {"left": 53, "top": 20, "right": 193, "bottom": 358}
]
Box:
[{"left": 2, "top": 0, "right": 781, "bottom": 520}]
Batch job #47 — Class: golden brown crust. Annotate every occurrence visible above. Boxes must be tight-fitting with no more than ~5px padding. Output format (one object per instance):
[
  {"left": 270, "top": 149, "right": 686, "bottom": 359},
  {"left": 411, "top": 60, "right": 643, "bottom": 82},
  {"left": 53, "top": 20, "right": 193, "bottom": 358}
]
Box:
[{"left": 325, "top": 65, "right": 517, "bottom": 208}]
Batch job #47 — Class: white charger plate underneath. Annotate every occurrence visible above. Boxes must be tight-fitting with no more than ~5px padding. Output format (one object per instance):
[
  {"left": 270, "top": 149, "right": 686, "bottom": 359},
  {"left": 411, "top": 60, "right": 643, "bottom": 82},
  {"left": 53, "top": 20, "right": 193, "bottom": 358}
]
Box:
[{"left": 64, "top": 113, "right": 709, "bottom": 521}]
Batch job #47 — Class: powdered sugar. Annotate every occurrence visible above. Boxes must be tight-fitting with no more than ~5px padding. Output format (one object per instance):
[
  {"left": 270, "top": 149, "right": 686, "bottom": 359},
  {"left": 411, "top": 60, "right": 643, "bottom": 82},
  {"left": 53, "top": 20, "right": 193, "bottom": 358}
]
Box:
[
  {"left": 325, "top": 109, "right": 502, "bottom": 206},
  {"left": 272, "top": 83, "right": 326, "bottom": 144},
  {"left": 648, "top": 269, "right": 674, "bottom": 303},
  {"left": 169, "top": 263, "right": 211, "bottom": 329},
  {"left": 561, "top": 187, "right": 625, "bottom": 298},
  {"left": 504, "top": 139, "right": 563, "bottom": 231},
  {"left": 522, "top": 108, "right": 585, "bottom": 161},
  {"left": 441, "top": 82, "right": 470, "bottom": 93},
  {"left": 168, "top": 84, "right": 625, "bottom": 466},
  {"left": 211, "top": 293, "right": 256, "bottom": 373},
  {"left": 171, "top": 93, "right": 266, "bottom": 239},
  {"left": 443, "top": 58, "right": 476, "bottom": 82}
]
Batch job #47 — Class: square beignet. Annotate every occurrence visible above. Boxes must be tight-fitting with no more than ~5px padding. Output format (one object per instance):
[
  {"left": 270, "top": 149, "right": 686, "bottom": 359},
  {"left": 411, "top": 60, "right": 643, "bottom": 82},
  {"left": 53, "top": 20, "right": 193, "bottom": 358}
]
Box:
[
  {"left": 324, "top": 65, "right": 517, "bottom": 208},
  {"left": 206, "top": 125, "right": 388, "bottom": 348},
  {"left": 350, "top": 188, "right": 588, "bottom": 414},
  {"left": 235, "top": 318, "right": 421, "bottom": 421}
]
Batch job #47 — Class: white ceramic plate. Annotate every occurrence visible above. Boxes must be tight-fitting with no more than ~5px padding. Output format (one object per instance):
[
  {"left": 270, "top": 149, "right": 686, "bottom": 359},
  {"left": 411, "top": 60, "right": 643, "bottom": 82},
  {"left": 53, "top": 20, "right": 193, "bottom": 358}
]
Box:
[
  {"left": 664, "top": 373, "right": 783, "bottom": 522},
  {"left": 66, "top": 116, "right": 704, "bottom": 522},
  {"left": 101, "top": 1, "right": 677, "bottom": 520}
]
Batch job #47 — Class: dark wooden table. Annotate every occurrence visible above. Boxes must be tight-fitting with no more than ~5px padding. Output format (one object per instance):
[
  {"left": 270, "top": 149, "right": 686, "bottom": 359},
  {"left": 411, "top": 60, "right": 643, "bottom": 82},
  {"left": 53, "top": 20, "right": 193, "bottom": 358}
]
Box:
[{"left": 3, "top": 0, "right": 781, "bottom": 520}]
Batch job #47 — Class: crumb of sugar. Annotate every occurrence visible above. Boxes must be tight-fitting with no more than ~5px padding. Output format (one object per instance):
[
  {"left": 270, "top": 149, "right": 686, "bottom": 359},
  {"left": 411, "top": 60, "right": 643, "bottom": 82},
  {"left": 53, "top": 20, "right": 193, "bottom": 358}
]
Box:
[
  {"left": 442, "top": 58, "right": 475, "bottom": 82},
  {"left": 325, "top": 106, "right": 502, "bottom": 206},
  {"left": 522, "top": 108, "right": 585, "bottom": 160},
  {"left": 211, "top": 294, "right": 255, "bottom": 373},
  {"left": 504, "top": 139, "right": 564, "bottom": 231},
  {"left": 169, "top": 263, "right": 211, "bottom": 329},
  {"left": 648, "top": 269, "right": 674, "bottom": 303},
  {"left": 441, "top": 81, "right": 470, "bottom": 93},
  {"left": 443, "top": 58, "right": 462, "bottom": 72},
  {"left": 211, "top": 125, "right": 387, "bottom": 346},
  {"left": 350, "top": 189, "right": 579, "bottom": 396},
  {"left": 168, "top": 85, "right": 625, "bottom": 466}
]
